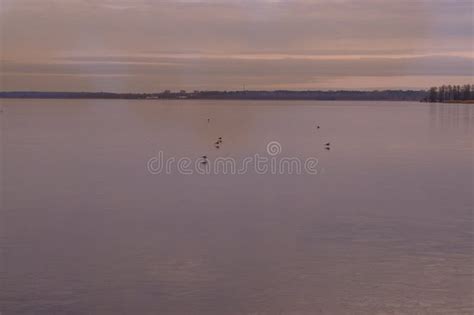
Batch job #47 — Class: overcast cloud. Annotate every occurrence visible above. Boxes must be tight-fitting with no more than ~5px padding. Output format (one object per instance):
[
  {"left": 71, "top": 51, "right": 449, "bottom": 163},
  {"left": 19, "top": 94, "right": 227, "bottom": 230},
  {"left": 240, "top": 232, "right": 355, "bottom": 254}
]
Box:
[{"left": 1, "top": 0, "right": 472, "bottom": 91}]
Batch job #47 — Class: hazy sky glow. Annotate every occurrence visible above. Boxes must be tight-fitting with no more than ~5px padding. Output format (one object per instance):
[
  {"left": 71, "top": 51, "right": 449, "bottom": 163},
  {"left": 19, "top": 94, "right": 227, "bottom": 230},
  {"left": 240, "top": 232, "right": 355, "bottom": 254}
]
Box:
[{"left": 1, "top": 0, "right": 473, "bottom": 91}]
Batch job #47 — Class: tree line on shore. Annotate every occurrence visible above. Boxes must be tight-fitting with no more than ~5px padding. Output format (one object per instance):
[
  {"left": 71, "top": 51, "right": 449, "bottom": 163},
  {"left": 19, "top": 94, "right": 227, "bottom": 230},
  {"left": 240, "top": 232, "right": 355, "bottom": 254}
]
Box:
[
  {"left": 1, "top": 86, "right": 473, "bottom": 102},
  {"left": 0, "top": 90, "right": 427, "bottom": 101},
  {"left": 424, "top": 84, "right": 474, "bottom": 102}
]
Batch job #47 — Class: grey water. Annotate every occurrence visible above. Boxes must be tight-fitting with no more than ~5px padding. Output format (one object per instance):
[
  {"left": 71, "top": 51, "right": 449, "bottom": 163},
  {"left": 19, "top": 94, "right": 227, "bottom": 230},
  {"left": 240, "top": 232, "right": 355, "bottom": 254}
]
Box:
[{"left": 1, "top": 100, "right": 473, "bottom": 314}]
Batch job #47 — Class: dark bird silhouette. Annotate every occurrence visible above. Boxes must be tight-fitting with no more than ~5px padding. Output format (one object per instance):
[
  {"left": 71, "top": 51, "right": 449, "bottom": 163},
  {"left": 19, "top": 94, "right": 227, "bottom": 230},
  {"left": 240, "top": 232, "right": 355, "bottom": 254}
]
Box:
[
  {"left": 316, "top": 125, "right": 320, "bottom": 129},
  {"left": 325, "top": 142, "right": 330, "bottom": 146},
  {"left": 202, "top": 155, "right": 207, "bottom": 159}
]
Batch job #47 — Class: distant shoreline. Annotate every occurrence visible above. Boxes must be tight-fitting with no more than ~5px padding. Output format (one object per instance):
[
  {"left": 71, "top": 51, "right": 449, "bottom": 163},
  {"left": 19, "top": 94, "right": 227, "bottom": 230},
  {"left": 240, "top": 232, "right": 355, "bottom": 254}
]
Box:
[
  {"left": 0, "top": 90, "right": 428, "bottom": 101},
  {"left": 442, "top": 100, "right": 474, "bottom": 104}
]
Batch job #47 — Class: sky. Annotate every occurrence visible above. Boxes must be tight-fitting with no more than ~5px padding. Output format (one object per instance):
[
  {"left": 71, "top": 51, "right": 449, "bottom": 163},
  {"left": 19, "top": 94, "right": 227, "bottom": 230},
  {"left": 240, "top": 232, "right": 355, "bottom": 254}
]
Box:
[{"left": 0, "top": 0, "right": 473, "bottom": 91}]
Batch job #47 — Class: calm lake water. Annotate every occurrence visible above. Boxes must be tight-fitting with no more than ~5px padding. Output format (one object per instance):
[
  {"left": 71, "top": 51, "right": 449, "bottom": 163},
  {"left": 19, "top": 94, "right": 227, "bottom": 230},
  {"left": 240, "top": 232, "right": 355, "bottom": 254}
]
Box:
[{"left": 1, "top": 100, "right": 473, "bottom": 314}]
